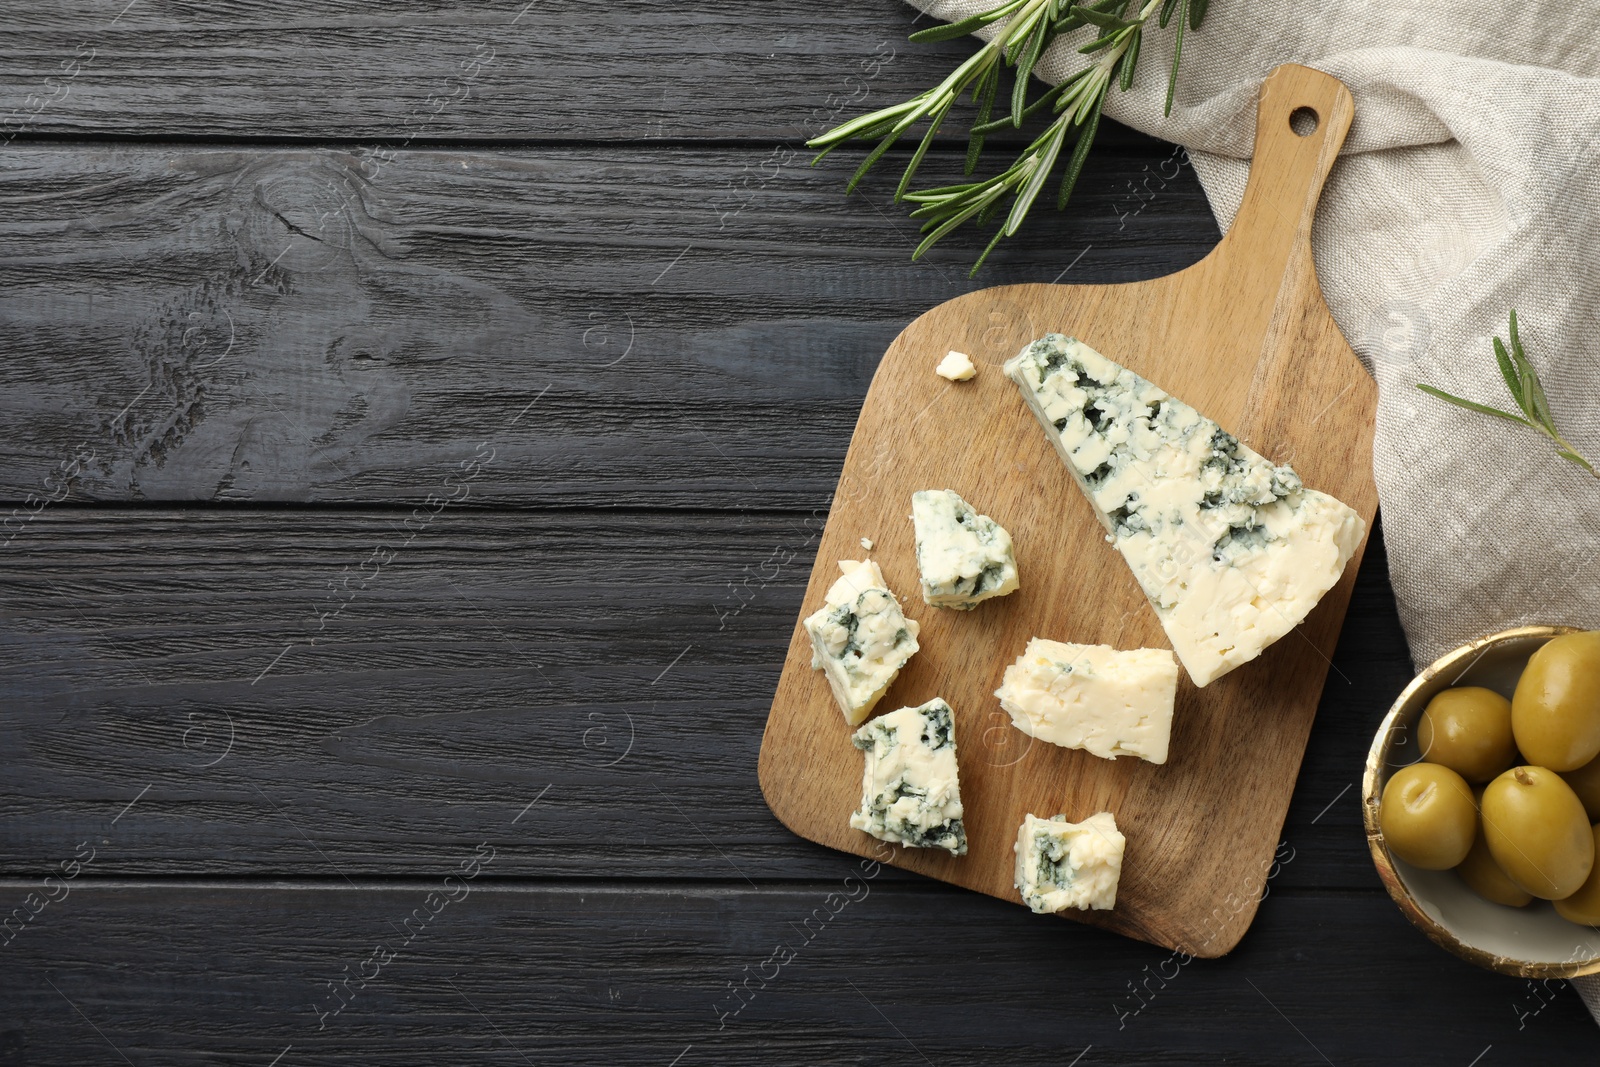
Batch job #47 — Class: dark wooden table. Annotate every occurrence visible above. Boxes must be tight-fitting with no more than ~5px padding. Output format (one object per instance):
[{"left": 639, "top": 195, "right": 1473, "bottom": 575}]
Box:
[{"left": 1, "top": 3, "right": 1595, "bottom": 1063}]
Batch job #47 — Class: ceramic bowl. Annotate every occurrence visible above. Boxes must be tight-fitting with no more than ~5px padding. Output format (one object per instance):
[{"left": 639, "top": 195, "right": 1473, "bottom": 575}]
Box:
[{"left": 1363, "top": 624, "right": 1600, "bottom": 978}]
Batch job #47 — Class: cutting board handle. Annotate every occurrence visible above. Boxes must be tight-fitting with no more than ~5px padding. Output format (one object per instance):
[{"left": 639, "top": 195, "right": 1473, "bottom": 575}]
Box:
[{"left": 1214, "top": 64, "right": 1354, "bottom": 295}]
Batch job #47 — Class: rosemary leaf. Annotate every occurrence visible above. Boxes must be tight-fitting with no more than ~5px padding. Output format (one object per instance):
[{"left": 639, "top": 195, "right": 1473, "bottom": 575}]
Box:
[
  {"left": 846, "top": 128, "right": 904, "bottom": 193},
  {"left": 1069, "top": 64, "right": 1108, "bottom": 124},
  {"left": 1120, "top": 28, "right": 1141, "bottom": 91},
  {"left": 967, "top": 67, "right": 1000, "bottom": 175},
  {"left": 1058, "top": 89, "right": 1104, "bottom": 209},
  {"left": 1013, "top": 23, "right": 1049, "bottom": 123},
  {"left": 973, "top": 219, "right": 1012, "bottom": 272},
  {"left": 1164, "top": 0, "right": 1187, "bottom": 115},
  {"left": 909, "top": 1, "right": 1026, "bottom": 42},
  {"left": 896, "top": 108, "right": 951, "bottom": 199},
  {"left": 1561, "top": 451, "right": 1599, "bottom": 476},
  {"left": 1073, "top": 5, "right": 1134, "bottom": 29},
  {"left": 1517, "top": 359, "right": 1545, "bottom": 423},
  {"left": 1080, "top": 28, "right": 1125, "bottom": 52},
  {"left": 811, "top": 97, "right": 920, "bottom": 149},
  {"left": 1415, "top": 385, "right": 1533, "bottom": 427},
  {"left": 905, "top": 179, "right": 987, "bottom": 200},
  {"left": 1551, "top": 439, "right": 1599, "bottom": 476},
  {"left": 1054, "top": 0, "right": 1125, "bottom": 34},
  {"left": 1491, "top": 336, "right": 1523, "bottom": 408},
  {"left": 1008, "top": 121, "right": 1070, "bottom": 234},
  {"left": 1522, "top": 354, "right": 1556, "bottom": 428}
]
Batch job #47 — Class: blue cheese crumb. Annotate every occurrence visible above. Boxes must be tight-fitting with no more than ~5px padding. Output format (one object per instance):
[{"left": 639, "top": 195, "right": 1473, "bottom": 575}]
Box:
[
  {"left": 910, "top": 489, "right": 1020, "bottom": 610},
  {"left": 850, "top": 698, "right": 966, "bottom": 856},
  {"left": 803, "top": 560, "right": 920, "bottom": 725},
  {"left": 1013, "top": 811, "right": 1124, "bottom": 913}
]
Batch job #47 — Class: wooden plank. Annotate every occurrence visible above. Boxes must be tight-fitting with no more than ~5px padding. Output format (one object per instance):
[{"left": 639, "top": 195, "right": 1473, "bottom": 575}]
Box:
[
  {"left": 761, "top": 67, "right": 1377, "bottom": 956},
  {"left": 0, "top": 506, "right": 1406, "bottom": 889},
  {"left": 0, "top": 0, "right": 1156, "bottom": 143},
  {"left": 2, "top": 881, "right": 1594, "bottom": 1063},
  {"left": 0, "top": 140, "right": 1215, "bottom": 506}
]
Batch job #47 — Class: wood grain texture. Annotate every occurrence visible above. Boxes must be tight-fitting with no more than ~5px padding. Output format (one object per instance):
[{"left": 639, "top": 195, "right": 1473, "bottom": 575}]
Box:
[
  {"left": 0, "top": 0, "right": 1532, "bottom": 1049},
  {"left": 0, "top": 0, "right": 1050, "bottom": 142},
  {"left": 0, "top": 507, "right": 1405, "bottom": 890},
  {"left": 3, "top": 882, "right": 1596, "bottom": 1065},
  {"left": 761, "top": 67, "right": 1378, "bottom": 956},
  {"left": 0, "top": 140, "right": 1215, "bottom": 506}
]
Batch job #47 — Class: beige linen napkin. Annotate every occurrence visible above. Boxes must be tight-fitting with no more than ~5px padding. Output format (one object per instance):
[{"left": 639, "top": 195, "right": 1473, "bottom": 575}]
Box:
[{"left": 903, "top": 0, "right": 1600, "bottom": 1019}]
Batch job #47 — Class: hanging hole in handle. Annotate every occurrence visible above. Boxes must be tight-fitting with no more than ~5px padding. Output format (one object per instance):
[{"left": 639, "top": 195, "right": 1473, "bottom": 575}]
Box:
[{"left": 1289, "top": 107, "right": 1319, "bottom": 137}]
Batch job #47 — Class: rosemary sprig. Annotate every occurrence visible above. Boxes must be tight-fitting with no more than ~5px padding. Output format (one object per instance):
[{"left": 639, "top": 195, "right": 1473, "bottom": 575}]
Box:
[
  {"left": 808, "top": 0, "right": 1205, "bottom": 274},
  {"left": 808, "top": 0, "right": 1063, "bottom": 201},
  {"left": 1417, "top": 311, "right": 1597, "bottom": 479}
]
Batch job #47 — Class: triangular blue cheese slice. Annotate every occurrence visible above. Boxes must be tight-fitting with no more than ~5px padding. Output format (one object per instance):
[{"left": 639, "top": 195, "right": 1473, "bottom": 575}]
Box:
[{"left": 1004, "top": 334, "right": 1364, "bottom": 687}]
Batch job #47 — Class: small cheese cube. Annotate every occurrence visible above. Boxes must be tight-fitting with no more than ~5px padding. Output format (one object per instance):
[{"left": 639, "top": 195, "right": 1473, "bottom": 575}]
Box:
[
  {"left": 995, "top": 639, "right": 1177, "bottom": 764},
  {"left": 1014, "top": 811, "right": 1124, "bottom": 913},
  {"left": 804, "top": 560, "right": 920, "bottom": 725},
  {"left": 936, "top": 350, "right": 977, "bottom": 381},
  {"left": 911, "top": 489, "right": 1020, "bottom": 610},
  {"left": 850, "top": 698, "right": 967, "bottom": 855}
]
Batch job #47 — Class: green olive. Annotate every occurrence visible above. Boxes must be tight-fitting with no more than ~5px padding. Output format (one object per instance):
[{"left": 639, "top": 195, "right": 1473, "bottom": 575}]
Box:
[
  {"left": 1482, "top": 766, "right": 1594, "bottom": 899},
  {"left": 1512, "top": 631, "right": 1600, "bottom": 772},
  {"left": 1560, "top": 755, "right": 1600, "bottom": 823},
  {"left": 1380, "top": 763, "right": 1476, "bottom": 870},
  {"left": 1454, "top": 787, "right": 1533, "bottom": 907},
  {"left": 1456, "top": 833, "right": 1536, "bottom": 908},
  {"left": 1417, "top": 686, "right": 1517, "bottom": 782},
  {"left": 1554, "top": 825, "right": 1600, "bottom": 926}
]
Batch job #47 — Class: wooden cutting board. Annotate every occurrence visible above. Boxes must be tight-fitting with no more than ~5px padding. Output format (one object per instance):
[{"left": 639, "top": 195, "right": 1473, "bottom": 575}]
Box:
[{"left": 759, "top": 64, "right": 1377, "bottom": 956}]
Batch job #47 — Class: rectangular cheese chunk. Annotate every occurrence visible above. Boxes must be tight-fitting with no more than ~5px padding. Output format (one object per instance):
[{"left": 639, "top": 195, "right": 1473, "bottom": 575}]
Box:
[
  {"left": 849, "top": 698, "right": 966, "bottom": 855},
  {"left": 995, "top": 639, "right": 1177, "bottom": 764},
  {"left": 1014, "top": 811, "right": 1124, "bottom": 913},
  {"left": 1004, "top": 334, "right": 1364, "bottom": 687},
  {"left": 911, "top": 489, "right": 1020, "bottom": 610},
  {"left": 804, "top": 560, "right": 920, "bottom": 725}
]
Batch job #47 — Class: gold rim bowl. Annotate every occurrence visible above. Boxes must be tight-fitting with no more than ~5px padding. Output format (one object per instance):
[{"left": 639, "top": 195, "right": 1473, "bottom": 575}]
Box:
[{"left": 1363, "top": 624, "right": 1600, "bottom": 978}]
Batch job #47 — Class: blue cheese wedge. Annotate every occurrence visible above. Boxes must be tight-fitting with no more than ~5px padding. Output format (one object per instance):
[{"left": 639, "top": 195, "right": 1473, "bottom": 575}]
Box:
[
  {"left": 1004, "top": 334, "right": 1364, "bottom": 687},
  {"left": 804, "top": 560, "right": 920, "bottom": 725},
  {"left": 996, "top": 639, "right": 1177, "bottom": 764},
  {"left": 1014, "top": 811, "right": 1124, "bottom": 913},
  {"left": 910, "top": 489, "right": 1020, "bottom": 610},
  {"left": 849, "top": 698, "right": 967, "bottom": 855}
]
